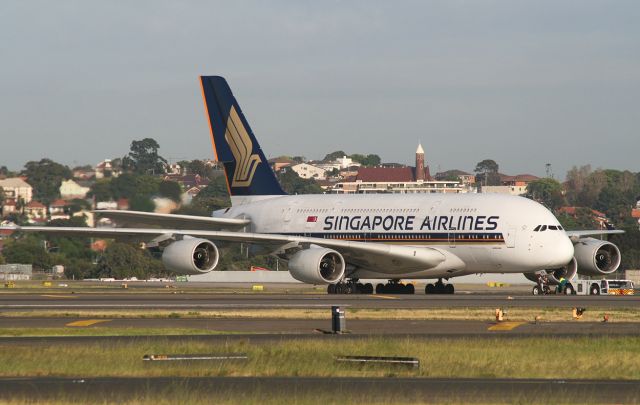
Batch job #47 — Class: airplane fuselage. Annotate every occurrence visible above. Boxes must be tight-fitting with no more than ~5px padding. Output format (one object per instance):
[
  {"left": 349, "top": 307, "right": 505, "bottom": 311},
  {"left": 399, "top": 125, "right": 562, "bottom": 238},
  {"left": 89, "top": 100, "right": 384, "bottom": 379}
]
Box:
[{"left": 216, "top": 193, "right": 575, "bottom": 279}]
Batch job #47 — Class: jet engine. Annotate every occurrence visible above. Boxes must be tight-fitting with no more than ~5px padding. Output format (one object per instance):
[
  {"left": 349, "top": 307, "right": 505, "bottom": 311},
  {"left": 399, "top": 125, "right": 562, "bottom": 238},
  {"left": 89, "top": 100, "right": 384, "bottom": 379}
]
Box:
[
  {"left": 574, "top": 237, "right": 621, "bottom": 276},
  {"left": 161, "top": 238, "right": 219, "bottom": 275},
  {"left": 288, "top": 248, "right": 345, "bottom": 284}
]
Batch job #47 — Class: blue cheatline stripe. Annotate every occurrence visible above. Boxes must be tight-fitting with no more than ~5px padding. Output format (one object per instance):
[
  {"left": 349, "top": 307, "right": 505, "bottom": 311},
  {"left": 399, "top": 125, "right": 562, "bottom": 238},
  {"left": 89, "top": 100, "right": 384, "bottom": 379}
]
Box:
[{"left": 275, "top": 232, "right": 505, "bottom": 243}]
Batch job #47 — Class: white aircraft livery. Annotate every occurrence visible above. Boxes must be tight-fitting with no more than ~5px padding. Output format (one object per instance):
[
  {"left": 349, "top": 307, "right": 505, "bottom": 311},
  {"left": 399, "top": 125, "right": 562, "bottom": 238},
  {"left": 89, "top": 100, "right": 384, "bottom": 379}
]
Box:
[{"left": 3, "top": 76, "right": 624, "bottom": 294}]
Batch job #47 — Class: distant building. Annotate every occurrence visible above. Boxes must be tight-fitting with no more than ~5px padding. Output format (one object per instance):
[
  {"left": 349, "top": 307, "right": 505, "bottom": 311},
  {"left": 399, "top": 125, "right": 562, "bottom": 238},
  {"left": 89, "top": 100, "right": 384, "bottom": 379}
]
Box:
[
  {"left": 435, "top": 170, "right": 476, "bottom": 186},
  {"left": 49, "top": 199, "right": 70, "bottom": 221},
  {"left": 1, "top": 199, "right": 17, "bottom": 218},
  {"left": 331, "top": 144, "right": 467, "bottom": 194},
  {"left": 0, "top": 177, "right": 33, "bottom": 204},
  {"left": 163, "top": 174, "right": 209, "bottom": 189},
  {"left": 291, "top": 163, "right": 326, "bottom": 180},
  {"left": 480, "top": 174, "right": 540, "bottom": 196},
  {"left": 558, "top": 206, "right": 612, "bottom": 229},
  {"left": 24, "top": 201, "right": 47, "bottom": 223},
  {"left": 268, "top": 157, "right": 295, "bottom": 172},
  {"left": 95, "top": 159, "right": 121, "bottom": 179},
  {"left": 59, "top": 179, "right": 90, "bottom": 200},
  {"left": 0, "top": 264, "right": 32, "bottom": 281}
]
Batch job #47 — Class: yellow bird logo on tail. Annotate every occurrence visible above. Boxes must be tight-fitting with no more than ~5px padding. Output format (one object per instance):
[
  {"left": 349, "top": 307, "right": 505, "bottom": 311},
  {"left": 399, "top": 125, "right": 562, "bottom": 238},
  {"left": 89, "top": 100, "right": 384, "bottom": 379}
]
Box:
[{"left": 224, "top": 106, "right": 261, "bottom": 187}]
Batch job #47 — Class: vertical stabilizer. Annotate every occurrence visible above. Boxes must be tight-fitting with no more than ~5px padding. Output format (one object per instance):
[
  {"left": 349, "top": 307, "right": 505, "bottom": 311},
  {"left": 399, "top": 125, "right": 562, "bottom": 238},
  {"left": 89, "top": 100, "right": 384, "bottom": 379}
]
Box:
[{"left": 200, "top": 76, "right": 286, "bottom": 203}]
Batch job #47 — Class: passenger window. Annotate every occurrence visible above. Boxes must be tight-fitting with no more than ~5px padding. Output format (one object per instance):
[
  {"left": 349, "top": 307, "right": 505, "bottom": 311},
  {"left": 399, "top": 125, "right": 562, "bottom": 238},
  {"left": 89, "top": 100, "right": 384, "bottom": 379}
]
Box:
[
  {"left": 540, "top": 225, "right": 547, "bottom": 231},
  {"left": 533, "top": 225, "right": 541, "bottom": 232}
]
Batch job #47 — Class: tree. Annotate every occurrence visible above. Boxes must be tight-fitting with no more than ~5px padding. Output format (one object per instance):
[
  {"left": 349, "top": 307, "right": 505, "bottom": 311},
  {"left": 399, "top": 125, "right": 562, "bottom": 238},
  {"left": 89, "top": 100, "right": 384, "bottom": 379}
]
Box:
[
  {"left": 277, "top": 170, "right": 323, "bottom": 194},
  {"left": 88, "top": 179, "right": 112, "bottom": 202},
  {"left": 350, "top": 153, "right": 381, "bottom": 167},
  {"left": 127, "top": 138, "right": 168, "bottom": 175},
  {"left": 97, "top": 242, "right": 164, "bottom": 279},
  {"left": 2, "top": 236, "right": 52, "bottom": 271},
  {"left": 474, "top": 159, "right": 500, "bottom": 187},
  {"left": 129, "top": 195, "right": 155, "bottom": 212},
  {"left": 526, "top": 178, "right": 565, "bottom": 210},
  {"left": 159, "top": 180, "right": 182, "bottom": 202},
  {"left": 21, "top": 159, "right": 72, "bottom": 204},
  {"left": 323, "top": 151, "right": 347, "bottom": 162},
  {"left": 0, "top": 186, "right": 4, "bottom": 206}
]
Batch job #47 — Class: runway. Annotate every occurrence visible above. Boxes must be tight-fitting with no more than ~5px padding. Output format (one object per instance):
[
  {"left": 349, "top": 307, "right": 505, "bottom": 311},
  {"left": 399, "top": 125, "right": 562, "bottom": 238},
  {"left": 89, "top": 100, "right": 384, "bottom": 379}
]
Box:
[
  {"left": 1, "top": 291, "right": 638, "bottom": 310},
  {"left": 0, "top": 376, "right": 638, "bottom": 403}
]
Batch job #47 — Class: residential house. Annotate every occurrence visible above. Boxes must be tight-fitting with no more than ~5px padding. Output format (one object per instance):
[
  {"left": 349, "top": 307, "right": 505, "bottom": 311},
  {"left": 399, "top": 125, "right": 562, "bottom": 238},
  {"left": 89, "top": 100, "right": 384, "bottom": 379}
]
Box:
[
  {"left": 59, "top": 179, "right": 91, "bottom": 200},
  {"left": 95, "top": 159, "right": 121, "bottom": 179},
  {"left": 268, "top": 157, "right": 295, "bottom": 172},
  {"left": 49, "top": 199, "right": 70, "bottom": 221},
  {"left": 0, "top": 178, "right": 33, "bottom": 204},
  {"left": 291, "top": 163, "right": 326, "bottom": 180},
  {"left": 481, "top": 174, "right": 540, "bottom": 196},
  {"left": 1, "top": 199, "right": 17, "bottom": 218},
  {"left": 24, "top": 201, "right": 47, "bottom": 224}
]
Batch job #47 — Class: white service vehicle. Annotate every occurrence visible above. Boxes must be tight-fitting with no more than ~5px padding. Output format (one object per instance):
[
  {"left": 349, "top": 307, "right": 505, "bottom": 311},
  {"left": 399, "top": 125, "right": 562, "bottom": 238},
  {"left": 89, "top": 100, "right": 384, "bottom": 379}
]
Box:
[{"left": 574, "top": 279, "right": 635, "bottom": 295}]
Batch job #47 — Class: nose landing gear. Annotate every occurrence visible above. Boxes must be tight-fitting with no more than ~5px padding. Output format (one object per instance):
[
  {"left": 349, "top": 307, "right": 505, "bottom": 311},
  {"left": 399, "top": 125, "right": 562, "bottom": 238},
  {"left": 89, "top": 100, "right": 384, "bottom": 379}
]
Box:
[{"left": 425, "top": 278, "right": 455, "bottom": 294}]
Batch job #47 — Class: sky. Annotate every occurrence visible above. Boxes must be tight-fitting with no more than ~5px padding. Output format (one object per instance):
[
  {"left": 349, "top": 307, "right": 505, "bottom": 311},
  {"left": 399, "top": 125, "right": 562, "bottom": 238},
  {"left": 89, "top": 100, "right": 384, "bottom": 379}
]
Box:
[{"left": 1, "top": 1, "right": 639, "bottom": 178}]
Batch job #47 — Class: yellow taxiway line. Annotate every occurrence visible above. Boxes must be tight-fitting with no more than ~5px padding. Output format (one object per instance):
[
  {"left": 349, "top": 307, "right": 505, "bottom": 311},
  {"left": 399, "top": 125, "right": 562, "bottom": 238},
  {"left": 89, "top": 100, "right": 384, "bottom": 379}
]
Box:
[
  {"left": 488, "top": 322, "right": 526, "bottom": 331},
  {"left": 66, "top": 319, "right": 111, "bottom": 327},
  {"left": 375, "top": 295, "right": 398, "bottom": 300},
  {"left": 40, "top": 295, "right": 77, "bottom": 299}
]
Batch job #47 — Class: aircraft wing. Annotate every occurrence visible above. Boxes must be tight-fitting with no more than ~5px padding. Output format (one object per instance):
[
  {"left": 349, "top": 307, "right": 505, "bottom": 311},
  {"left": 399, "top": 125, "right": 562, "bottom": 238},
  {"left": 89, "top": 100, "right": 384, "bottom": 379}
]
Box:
[
  {"left": 565, "top": 229, "right": 624, "bottom": 242},
  {"left": 4, "top": 226, "right": 452, "bottom": 274},
  {"left": 93, "top": 210, "right": 250, "bottom": 230}
]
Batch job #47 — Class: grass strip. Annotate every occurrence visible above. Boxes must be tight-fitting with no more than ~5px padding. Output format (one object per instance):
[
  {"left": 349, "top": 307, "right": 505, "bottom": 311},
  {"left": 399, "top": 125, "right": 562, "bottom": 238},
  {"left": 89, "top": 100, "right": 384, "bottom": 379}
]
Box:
[{"left": 1, "top": 336, "right": 639, "bottom": 380}]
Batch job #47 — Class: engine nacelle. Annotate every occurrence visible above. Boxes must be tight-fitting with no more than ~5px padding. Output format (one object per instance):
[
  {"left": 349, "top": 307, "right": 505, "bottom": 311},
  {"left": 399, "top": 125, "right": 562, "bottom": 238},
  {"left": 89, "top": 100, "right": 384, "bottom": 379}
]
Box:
[
  {"left": 574, "top": 237, "right": 621, "bottom": 276},
  {"left": 288, "top": 248, "right": 345, "bottom": 284},
  {"left": 161, "top": 238, "right": 219, "bottom": 275}
]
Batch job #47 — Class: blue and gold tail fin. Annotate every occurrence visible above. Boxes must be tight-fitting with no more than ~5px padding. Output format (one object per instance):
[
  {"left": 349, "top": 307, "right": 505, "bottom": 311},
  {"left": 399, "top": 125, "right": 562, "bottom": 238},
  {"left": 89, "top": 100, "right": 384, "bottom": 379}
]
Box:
[{"left": 200, "top": 76, "right": 286, "bottom": 202}]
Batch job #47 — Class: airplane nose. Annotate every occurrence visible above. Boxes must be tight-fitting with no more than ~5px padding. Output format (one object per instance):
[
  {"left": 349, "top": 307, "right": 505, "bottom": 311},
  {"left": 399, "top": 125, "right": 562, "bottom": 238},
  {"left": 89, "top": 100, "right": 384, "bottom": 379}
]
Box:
[{"left": 553, "top": 235, "right": 575, "bottom": 267}]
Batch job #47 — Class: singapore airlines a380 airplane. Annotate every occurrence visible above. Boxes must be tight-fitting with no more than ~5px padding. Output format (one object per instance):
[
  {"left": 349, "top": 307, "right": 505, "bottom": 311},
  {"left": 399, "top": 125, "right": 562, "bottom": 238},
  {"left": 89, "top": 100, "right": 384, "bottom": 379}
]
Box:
[{"left": 5, "top": 76, "right": 624, "bottom": 295}]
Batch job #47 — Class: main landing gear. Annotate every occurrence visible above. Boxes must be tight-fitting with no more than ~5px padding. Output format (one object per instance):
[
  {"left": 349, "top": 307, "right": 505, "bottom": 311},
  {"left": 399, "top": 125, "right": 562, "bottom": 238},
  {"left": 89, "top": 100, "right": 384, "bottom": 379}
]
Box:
[
  {"left": 375, "top": 280, "right": 415, "bottom": 294},
  {"left": 425, "top": 278, "right": 454, "bottom": 294},
  {"left": 327, "top": 279, "right": 374, "bottom": 295}
]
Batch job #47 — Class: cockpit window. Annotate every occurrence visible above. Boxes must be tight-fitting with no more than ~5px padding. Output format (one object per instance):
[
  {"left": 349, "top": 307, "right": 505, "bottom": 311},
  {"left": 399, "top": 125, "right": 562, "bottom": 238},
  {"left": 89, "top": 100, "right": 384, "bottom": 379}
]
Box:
[
  {"left": 558, "top": 226, "right": 563, "bottom": 230},
  {"left": 540, "top": 225, "right": 547, "bottom": 231},
  {"left": 548, "top": 225, "right": 558, "bottom": 230},
  {"left": 533, "top": 225, "right": 541, "bottom": 232}
]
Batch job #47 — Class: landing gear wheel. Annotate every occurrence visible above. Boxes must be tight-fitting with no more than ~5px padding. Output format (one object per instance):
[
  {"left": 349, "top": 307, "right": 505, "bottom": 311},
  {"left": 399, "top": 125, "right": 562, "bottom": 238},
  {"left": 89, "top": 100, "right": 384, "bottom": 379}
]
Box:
[
  {"left": 327, "top": 284, "right": 336, "bottom": 295},
  {"left": 406, "top": 284, "right": 415, "bottom": 294},
  {"left": 532, "top": 286, "right": 541, "bottom": 296},
  {"left": 564, "top": 285, "right": 576, "bottom": 295},
  {"left": 590, "top": 285, "right": 600, "bottom": 295},
  {"left": 335, "top": 283, "right": 345, "bottom": 294},
  {"left": 445, "top": 284, "right": 454, "bottom": 294},
  {"left": 425, "top": 284, "right": 435, "bottom": 294},
  {"left": 376, "top": 283, "right": 385, "bottom": 294},
  {"left": 364, "top": 283, "right": 373, "bottom": 294}
]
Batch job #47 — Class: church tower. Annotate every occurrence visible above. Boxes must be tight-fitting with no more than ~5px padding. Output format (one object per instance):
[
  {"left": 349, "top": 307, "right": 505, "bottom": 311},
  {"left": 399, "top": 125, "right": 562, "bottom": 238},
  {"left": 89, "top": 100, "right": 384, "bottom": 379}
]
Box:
[{"left": 415, "top": 143, "right": 425, "bottom": 181}]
